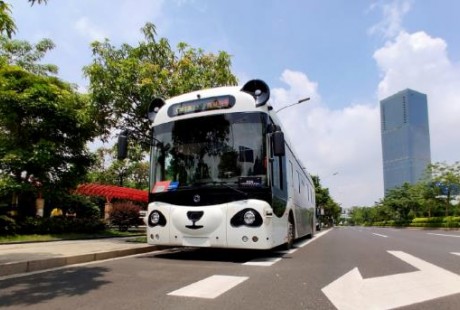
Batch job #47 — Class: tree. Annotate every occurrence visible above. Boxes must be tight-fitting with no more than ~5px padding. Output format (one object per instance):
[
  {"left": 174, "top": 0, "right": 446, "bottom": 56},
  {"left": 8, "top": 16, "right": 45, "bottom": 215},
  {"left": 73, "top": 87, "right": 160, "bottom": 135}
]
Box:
[
  {"left": 428, "top": 162, "right": 460, "bottom": 216},
  {"left": 0, "top": 1, "right": 15, "bottom": 38},
  {"left": 87, "top": 144, "right": 149, "bottom": 190},
  {"left": 0, "top": 65, "right": 97, "bottom": 215},
  {"left": 312, "top": 175, "right": 341, "bottom": 226},
  {"left": 379, "top": 183, "right": 421, "bottom": 222},
  {"left": 1, "top": 0, "right": 56, "bottom": 75},
  {"left": 0, "top": 1, "right": 48, "bottom": 39},
  {"left": 0, "top": 37, "right": 58, "bottom": 75},
  {"left": 83, "top": 22, "right": 238, "bottom": 144},
  {"left": 29, "top": 0, "right": 48, "bottom": 5}
]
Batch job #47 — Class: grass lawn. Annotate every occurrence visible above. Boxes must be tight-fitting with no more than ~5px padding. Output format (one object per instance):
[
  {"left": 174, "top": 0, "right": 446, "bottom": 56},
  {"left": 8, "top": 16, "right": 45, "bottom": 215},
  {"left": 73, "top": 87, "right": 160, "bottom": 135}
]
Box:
[{"left": 0, "top": 228, "right": 145, "bottom": 244}]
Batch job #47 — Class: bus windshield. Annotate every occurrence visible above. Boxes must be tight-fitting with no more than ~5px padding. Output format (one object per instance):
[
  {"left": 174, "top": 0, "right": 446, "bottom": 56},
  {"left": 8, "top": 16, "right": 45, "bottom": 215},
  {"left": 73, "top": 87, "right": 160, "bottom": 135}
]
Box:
[{"left": 151, "top": 112, "right": 268, "bottom": 190}]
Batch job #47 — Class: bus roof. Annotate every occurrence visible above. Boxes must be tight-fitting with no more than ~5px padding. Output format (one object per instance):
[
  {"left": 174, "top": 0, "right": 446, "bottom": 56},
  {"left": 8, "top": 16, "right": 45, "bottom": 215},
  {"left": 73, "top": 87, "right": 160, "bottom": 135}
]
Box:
[{"left": 153, "top": 85, "right": 277, "bottom": 126}]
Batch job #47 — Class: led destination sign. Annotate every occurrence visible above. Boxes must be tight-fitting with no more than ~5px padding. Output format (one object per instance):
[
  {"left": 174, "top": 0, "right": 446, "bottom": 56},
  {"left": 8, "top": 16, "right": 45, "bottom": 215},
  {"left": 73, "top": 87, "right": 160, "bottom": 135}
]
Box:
[{"left": 168, "top": 95, "right": 235, "bottom": 117}]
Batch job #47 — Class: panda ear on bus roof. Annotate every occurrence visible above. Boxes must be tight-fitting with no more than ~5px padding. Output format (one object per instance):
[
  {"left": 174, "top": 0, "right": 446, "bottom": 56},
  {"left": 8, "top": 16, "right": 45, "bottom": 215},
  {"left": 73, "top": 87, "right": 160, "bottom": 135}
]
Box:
[
  {"left": 241, "top": 79, "right": 270, "bottom": 107},
  {"left": 147, "top": 98, "right": 166, "bottom": 121}
]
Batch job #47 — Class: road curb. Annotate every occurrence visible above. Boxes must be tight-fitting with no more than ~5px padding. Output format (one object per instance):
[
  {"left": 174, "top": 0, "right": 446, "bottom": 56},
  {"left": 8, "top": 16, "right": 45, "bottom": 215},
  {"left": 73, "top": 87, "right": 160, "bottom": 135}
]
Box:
[{"left": 0, "top": 246, "right": 157, "bottom": 277}]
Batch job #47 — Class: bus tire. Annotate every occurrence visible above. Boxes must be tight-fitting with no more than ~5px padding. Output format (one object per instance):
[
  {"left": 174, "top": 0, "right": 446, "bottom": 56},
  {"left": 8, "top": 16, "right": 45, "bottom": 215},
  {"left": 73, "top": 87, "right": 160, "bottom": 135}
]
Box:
[
  {"left": 285, "top": 215, "right": 295, "bottom": 250},
  {"left": 310, "top": 217, "right": 315, "bottom": 238}
]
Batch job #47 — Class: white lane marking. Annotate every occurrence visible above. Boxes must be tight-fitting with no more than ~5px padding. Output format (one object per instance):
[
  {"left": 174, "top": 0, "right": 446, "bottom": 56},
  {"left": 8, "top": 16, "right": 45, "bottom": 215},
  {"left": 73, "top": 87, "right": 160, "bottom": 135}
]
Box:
[
  {"left": 168, "top": 275, "right": 248, "bottom": 299},
  {"left": 243, "top": 257, "right": 282, "bottom": 266},
  {"left": 428, "top": 233, "right": 460, "bottom": 238},
  {"left": 322, "top": 251, "right": 460, "bottom": 310},
  {"left": 242, "top": 229, "right": 333, "bottom": 267},
  {"left": 299, "top": 229, "right": 332, "bottom": 248},
  {"left": 372, "top": 233, "right": 388, "bottom": 238},
  {"left": 452, "top": 252, "right": 460, "bottom": 256}
]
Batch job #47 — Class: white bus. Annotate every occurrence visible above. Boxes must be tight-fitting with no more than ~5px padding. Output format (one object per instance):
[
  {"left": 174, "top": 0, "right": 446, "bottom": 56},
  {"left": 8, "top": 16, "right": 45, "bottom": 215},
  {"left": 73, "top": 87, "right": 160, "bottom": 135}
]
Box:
[{"left": 119, "top": 79, "right": 316, "bottom": 250}]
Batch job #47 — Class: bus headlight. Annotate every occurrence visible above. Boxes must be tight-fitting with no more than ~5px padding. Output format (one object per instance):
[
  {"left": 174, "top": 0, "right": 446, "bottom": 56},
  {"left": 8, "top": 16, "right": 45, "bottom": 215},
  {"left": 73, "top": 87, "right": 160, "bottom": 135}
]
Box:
[
  {"left": 243, "top": 210, "right": 256, "bottom": 225},
  {"left": 148, "top": 210, "right": 166, "bottom": 227},
  {"left": 230, "top": 208, "right": 263, "bottom": 227},
  {"left": 150, "top": 211, "right": 160, "bottom": 225}
]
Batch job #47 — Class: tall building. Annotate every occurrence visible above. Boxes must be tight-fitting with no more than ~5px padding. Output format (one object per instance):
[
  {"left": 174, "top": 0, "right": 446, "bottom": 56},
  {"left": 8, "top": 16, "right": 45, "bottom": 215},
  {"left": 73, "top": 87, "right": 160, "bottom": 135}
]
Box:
[{"left": 380, "top": 89, "right": 431, "bottom": 194}]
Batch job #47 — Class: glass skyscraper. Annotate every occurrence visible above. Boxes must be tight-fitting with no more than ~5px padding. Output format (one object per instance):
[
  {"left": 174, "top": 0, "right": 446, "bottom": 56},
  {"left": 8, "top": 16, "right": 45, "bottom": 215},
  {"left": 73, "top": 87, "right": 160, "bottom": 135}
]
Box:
[{"left": 380, "top": 89, "right": 431, "bottom": 194}]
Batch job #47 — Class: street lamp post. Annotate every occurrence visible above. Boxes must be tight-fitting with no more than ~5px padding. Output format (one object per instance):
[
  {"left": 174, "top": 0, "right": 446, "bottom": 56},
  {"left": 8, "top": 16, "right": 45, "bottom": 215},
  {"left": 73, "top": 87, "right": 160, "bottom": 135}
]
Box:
[{"left": 275, "top": 97, "right": 310, "bottom": 113}]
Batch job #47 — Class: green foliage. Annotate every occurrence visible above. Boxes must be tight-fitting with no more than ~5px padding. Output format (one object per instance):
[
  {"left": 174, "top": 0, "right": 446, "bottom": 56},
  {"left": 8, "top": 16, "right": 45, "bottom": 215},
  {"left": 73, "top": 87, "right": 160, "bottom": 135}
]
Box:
[
  {"left": 56, "top": 194, "right": 101, "bottom": 219},
  {"left": 29, "top": 0, "right": 48, "bottom": 5},
  {"left": 0, "top": 1, "right": 16, "bottom": 38},
  {"left": 312, "top": 175, "right": 341, "bottom": 225},
  {"left": 109, "top": 201, "right": 141, "bottom": 231},
  {"left": 349, "top": 161, "right": 460, "bottom": 226},
  {"left": 83, "top": 22, "right": 238, "bottom": 144},
  {"left": 0, "top": 66, "right": 97, "bottom": 216},
  {"left": 87, "top": 145, "right": 149, "bottom": 189},
  {"left": 0, "top": 66, "right": 98, "bottom": 207},
  {"left": 0, "top": 37, "right": 58, "bottom": 75},
  {"left": 0, "top": 214, "right": 18, "bottom": 235},
  {"left": 411, "top": 217, "right": 444, "bottom": 224},
  {"left": 18, "top": 217, "right": 106, "bottom": 234}
]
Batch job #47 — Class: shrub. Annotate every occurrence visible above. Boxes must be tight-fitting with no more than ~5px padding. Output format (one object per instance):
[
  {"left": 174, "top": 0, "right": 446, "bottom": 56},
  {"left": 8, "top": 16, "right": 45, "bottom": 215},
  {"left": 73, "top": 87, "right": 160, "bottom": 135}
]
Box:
[
  {"left": 410, "top": 216, "right": 460, "bottom": 228},
  {"left": 66, "top": 195, "right": 102, "bottom": 219},
  {"left": 0, "top": 215, "right": 19, "bottom": 235},
  {"left": 443, "top": 216, "right": 460, "bottom": 228},
  {"left": 109, "top": 201, "right": 141, "bottom": 231},
  {"left": 411, "top": 217, "right": 444, "bottom": 224},
  {"left": 18, "top": 217, "right": 106, "bottom": 234}
]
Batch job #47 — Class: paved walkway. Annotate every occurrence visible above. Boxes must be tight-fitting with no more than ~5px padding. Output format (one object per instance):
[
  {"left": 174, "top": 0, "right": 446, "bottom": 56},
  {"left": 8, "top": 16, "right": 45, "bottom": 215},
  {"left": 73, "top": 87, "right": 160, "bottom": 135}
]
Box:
[{"left": 0, "top": 237, "right": 157, "bottom": 278}]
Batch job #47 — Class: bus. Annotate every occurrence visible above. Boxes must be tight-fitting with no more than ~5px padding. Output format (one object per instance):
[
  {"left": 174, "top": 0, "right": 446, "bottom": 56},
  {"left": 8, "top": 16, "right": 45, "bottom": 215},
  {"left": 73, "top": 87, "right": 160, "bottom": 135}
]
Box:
[{"left": 118, "top": 79, "right": 316, "bottom": 250}]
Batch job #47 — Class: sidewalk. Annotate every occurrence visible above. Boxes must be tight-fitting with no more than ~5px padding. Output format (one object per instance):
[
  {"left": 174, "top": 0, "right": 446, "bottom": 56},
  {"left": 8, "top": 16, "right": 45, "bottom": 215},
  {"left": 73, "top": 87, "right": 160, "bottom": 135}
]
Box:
[{"left": 0, "top": 237, "right": 157, "bottom": 278}]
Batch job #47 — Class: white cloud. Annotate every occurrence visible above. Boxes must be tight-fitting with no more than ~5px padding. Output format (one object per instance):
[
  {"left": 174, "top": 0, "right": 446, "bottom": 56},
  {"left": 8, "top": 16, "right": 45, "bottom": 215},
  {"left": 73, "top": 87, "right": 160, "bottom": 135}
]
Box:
[
  {"left": 271, "top": 70, "right": 383, "bottom": 208},
  {"left": 116, "top": 0, "right": 165, "bottom": 41},
  {"left": 271, "top": 70, "right": 321, "bottom": 108},
  {"left": 74, "top": 1, "right": 166, "bottom": 44},
  {"left": 368, "top": 0, "right": 412, "bottom": 39},
  {"left": 374, "top": 31, "right": 460, "bottom": 164},
  {"left": 273, "top": 27, "right": 460, "bottom": 208},
  {"left": 75, "top": 17, "right": 107, "bottom": 41}
]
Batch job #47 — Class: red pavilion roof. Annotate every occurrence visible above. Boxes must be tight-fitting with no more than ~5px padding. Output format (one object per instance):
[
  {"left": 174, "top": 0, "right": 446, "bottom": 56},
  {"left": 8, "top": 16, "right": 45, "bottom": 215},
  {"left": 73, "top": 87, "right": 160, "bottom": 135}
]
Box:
[{"left": 75, "top": 184, "right": 148, "bottom": 202}]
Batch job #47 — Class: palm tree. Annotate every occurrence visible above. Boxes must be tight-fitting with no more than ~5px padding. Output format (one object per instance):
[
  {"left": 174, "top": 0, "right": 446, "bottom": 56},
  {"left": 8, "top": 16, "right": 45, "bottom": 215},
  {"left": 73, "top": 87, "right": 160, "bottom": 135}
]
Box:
[
  {"left": 0, "top": 1, "right": 16, "bottom": 38},
  {"left": 29, "top": 0, "right": 48, "bottom": 5},
  {"left": 1, "top": 1, "right": 48, "bottom": 38}
]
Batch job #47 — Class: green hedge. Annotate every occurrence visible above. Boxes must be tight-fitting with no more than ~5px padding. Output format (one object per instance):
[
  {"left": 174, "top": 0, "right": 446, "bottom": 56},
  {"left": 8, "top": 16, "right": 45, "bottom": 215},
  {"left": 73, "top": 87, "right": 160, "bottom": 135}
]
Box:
[
  {"left": 368, "top": 217, "right": 459, "bottom": 228},
  {"left": 18, "top": 217, "right": 106, "bottom": 235}
]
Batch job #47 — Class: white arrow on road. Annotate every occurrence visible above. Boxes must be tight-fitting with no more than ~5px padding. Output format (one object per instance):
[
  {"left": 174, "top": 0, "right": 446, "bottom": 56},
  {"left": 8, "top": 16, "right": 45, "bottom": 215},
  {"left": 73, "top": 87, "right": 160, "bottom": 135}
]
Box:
[{"left": 322, "top": 251, "right": 460, "bottom": 310}]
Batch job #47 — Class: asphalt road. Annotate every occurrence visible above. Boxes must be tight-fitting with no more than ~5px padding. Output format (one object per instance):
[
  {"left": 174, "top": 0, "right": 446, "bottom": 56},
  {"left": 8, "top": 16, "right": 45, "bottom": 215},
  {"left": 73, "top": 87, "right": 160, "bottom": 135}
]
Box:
[{"left": 1, "top": 227, "right": 459, "bottom": 310}]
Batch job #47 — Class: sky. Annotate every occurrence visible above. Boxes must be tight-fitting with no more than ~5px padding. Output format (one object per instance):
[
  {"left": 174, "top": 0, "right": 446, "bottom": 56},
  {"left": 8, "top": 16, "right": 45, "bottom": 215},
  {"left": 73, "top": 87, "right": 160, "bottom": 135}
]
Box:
[{"left": 8, "top": 0, "right": 460, "bottom": 208}]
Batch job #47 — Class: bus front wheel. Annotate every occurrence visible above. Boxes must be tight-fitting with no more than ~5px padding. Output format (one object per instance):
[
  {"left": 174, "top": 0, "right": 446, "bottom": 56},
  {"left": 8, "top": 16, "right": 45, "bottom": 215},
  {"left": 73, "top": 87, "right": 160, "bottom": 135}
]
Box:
[{"left": 285, "top": 216, "right": 295, "bottom": 250}]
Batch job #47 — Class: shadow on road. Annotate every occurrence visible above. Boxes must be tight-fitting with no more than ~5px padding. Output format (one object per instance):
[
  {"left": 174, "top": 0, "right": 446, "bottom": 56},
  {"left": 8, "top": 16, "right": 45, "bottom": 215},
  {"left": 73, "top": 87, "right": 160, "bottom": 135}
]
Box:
[
  {"left": 145, "top": 239, "right": 309, "bottom": 263},
  {"left": 149, "top": 247, "right": 281, "bottom": 263},
  {"left": 0, "top": 266, "right": 110, "bottom": 307}
]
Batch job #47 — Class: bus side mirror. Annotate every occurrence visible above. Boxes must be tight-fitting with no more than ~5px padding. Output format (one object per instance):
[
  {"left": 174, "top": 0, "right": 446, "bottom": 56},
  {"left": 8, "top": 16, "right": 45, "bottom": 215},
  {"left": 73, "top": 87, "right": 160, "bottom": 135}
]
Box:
[
  {"left": 147, "top": 98, "right": 166, "bottom": 121},
  {"left": 273, "top": 131, "right": 285, "bottom": 156},
  {"left": 117, "top": 131, "right": 128, "bottom": 160}
]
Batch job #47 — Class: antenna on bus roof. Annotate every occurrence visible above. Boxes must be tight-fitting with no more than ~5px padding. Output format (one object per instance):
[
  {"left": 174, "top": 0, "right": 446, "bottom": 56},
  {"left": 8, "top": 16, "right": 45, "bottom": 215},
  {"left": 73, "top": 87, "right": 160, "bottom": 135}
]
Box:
[{"left": 241, "top": 79, "right": 270, "bottom": 107}]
